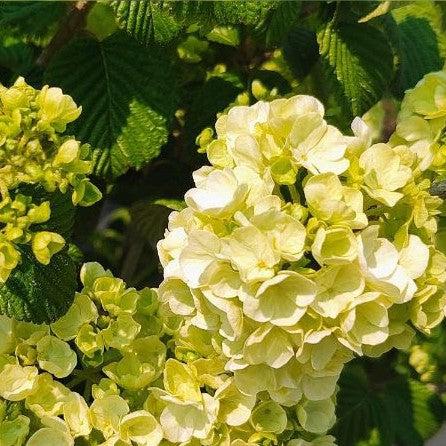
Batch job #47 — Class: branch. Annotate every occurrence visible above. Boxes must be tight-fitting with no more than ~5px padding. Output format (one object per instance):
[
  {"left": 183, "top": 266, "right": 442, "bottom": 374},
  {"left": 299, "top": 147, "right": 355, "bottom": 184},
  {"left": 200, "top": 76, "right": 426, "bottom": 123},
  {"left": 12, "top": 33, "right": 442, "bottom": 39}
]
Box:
[
  {"left": 36, "top": 0, "right": 93, "bottom": 67},
  {"left": 381, "top": 98, "right": 398, "bottom": 142}
]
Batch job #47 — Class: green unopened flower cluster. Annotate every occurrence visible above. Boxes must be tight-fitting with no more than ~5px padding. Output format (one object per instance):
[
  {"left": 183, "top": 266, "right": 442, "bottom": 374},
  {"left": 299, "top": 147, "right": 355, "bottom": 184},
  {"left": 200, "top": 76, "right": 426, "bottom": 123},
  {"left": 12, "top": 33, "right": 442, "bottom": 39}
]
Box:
[
  {"left": 0, "top": 77, "right": 102, "bottom": 282},
  {"left": 0, "top": 263, "right": 167, "bottom": 446}
]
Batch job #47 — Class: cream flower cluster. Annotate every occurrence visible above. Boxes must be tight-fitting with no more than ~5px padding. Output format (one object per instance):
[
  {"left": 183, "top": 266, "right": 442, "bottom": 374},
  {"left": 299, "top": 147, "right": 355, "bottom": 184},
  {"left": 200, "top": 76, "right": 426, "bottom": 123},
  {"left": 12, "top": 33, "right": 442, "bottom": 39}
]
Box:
[{"left": 157, "top": 73, "right": 446, "bottom": 443}]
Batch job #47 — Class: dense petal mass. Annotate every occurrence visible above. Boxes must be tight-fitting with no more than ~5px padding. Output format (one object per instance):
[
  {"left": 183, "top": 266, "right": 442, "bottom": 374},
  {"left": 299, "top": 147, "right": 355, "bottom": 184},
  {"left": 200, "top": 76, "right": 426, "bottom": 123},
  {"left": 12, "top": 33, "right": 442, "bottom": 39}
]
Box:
[
  {"left": 243, "top": 271, "right": 316, "bottom": 326},
  {"left": 153, "top": 87, "right": 446, "bottom": 445},
  {"left": 3, "top": 76, "right": 446, "bottom": 445}
]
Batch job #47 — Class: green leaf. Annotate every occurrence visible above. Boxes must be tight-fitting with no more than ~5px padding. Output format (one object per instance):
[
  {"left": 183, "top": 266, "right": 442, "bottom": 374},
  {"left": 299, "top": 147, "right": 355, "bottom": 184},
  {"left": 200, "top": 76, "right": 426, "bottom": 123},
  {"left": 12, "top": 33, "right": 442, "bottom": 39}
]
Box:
[
  {"left": 336, "top": 363, "right": 445, "bottom": 446},
  {"left": 67, "top": 243, "right": 84, "bottom": 266},
  {"left": 86, "top": 3, "right": 118, "bottom": 41},
  {"left": 334, "top": 364, "right": 394, "bottom": 446},
  {"left": 283, "top": 27, "right": 319, "bottom": 81},
  {"left": 317, "top": 21, "right": 394, "bottom": 117},
  {"left": 409, "top": 379, "right": 445, "bottom": 440},
  {"left": 0, "top": 1, "right": 67, "bottom": 44},
  {"left": 206, "top": 26, "right": 240, "bottom": 47},
  {"left": 213, "top": 1, "right": 278, "bottom": 26},
  {"left": 130, "top": 198, "right": 185, "bottom": 248},
  {"left": 262, "top": 1, "right": 301, "bottom": 47},
  {"left": 335, "top": 1, "right": 388, "bottom": 24},
  {"left": 45, "top": 32, "right": 178, "bottom": 178},
  {"left": 358, "top": 1, "right": 391, "bottom": 23},
  {"left": 172, "top": 1, "right": 278, "bottom": 28},
  {"left": 110, "top": 0, "right": 180, "bottom": 46},
  {"left": 0, "top": 247, "right": 77, "bottom": 324},
  {"left": 391, "top": 3, "right": 443, "bottom": 95},
  {"left": 393, "top": 1, "right": 446, "bottom": 57},
  {"left": 0, "top": 37, "right": 33, "bottom": 76},
  {"left": 383, "top": 377, "right": 445, "bottom": 445}
]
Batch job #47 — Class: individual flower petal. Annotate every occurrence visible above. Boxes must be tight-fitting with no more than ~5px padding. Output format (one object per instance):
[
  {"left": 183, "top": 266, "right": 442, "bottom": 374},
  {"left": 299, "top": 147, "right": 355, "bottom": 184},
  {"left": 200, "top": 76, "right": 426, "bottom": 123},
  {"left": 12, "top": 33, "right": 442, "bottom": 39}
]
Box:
[{"left": 243, "top": 271, "right": 316, "bottom": 326}]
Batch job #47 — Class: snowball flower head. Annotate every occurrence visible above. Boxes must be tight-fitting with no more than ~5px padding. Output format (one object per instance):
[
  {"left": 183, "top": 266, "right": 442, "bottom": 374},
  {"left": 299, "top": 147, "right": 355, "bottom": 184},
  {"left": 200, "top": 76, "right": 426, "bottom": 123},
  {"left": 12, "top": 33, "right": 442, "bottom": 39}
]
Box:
[{"left": 158, "top": 90, "right": 446, "bottom": 443}]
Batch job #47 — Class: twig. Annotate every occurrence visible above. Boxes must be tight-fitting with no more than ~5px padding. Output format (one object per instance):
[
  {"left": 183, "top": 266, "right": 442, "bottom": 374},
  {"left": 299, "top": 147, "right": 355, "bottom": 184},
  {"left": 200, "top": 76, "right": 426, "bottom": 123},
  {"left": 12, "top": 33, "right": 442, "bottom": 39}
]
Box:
[
  {"left": 381, "top": 98, "right": 398, "bottom": 142},
  {"left": 36, "top": 0, "right": 93, "bottom": 67}
]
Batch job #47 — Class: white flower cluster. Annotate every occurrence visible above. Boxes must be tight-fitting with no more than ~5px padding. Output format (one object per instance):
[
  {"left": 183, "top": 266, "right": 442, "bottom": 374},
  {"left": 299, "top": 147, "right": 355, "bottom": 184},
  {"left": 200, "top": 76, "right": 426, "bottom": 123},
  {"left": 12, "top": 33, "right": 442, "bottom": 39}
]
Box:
[{"left": 157, "top": 77, "right": 446, "bottom": 442}]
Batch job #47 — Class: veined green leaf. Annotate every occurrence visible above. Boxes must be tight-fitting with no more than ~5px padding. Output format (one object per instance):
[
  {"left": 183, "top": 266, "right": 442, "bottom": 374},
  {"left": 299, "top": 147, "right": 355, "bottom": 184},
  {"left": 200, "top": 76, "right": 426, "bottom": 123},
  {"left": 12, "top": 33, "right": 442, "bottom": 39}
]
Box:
[
  {"left": 0, "top": 36, "right": 33, "bottom": 76},
  {"left": 391, "top": 2, "right": 443, "bottom": 95},
  {"left": 383, "top": 377, "right": 445, "bottom": 445},
  {"left": 213, "top": 0, "right": 279, "bottom": 26},
  {"left": 86, "top": 3, "right": 118, "bottom": 41},
  {"left": 283, "top": 27, "right": 319, "bottom": 81},
  {"left": 45, "top": 32, "right": 178, "bottom": 178},
  {"left": 110, "top": 0, "right": 180, "bottom": 46},
  {"left": 317, "top": 21, "right": 394, "bottom": 117},
  {"left": 171, "top": 1, "right": 278, "bottom": 28},
  {"left": 0, "top": 1, "right": 67, "bottom": 44},
  {"left": 130, "top": 198, "right": 185, "bottom": 248},
  {"left": 393, "top": 1, "right": 446, "bottom": 57},
  {"left": 0, "top": 247, "right": 77, "bottom": 324},
  {"left": 262, "top": 1, "right": 301, "bottom": 47},
  {"left": 334, "top": 364, "right": 394, "bottom": 446}
]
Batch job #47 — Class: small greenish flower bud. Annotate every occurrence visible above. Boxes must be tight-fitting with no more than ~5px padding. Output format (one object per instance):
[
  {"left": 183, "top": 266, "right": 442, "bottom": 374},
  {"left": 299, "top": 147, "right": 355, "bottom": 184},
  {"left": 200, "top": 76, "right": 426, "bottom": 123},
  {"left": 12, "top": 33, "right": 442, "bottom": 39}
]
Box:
[
  {"left": 36, "top": 85, "right": 81, "bottom": 132},
  {"left": 251, "top": 79, "right": 269, "bottom": 100},
  {"left": 248, "top": 432, "right": 277, "bottom": 445},
  {"left": 72, "top": 178, "right": 102, "bottom": 207},
  {"left": 177, "top": 36, "right": 209, "bottom": 64},
  {"left": 4, "top": 226, "right": 24, "bottom": 242},
  {"left": 270, "top": 157, "right": 298, "bottom": 185},
  {"left": 136, "top": 288, "right": 159, "bottom": 315},
  {"left": 11, "top": 195, "right": 29, "bottom": 214},
  {"left": 27, "top": 202, "right": 51, "bottom": 224},
  {"left": 0, "top": 240, "right": 20, "bottom": 282},
  {"left": 0, "top": 86, "right": 29, "bottom": 111},
  {"left": 91, "top": 378, "right": 120, "bottom": 400},
  {"left": 53, "top": 139, "right": 80, "bottom": 166},
  {"left": 196, "top": 127, "right": 214, "bottom": 152},
  {"left": 235, "top": 91, "right": 250, "bottom": 105},
  {"left": 76, "top": 323, "right": 104, "bottom": 358},
  {"left": 409, "top": 345, "right": 430, "bottom": 374},
  {"left": 289, "top": 203, "right": 309, "bottom": 222},
  {"left": 97, "top": 314, "right": 111, "bottom": 330},
  {"left": 31, "top": 231, "right": 65, "bottom": 265},
  {"left": 15, "top": 342, "right": 37, "bottom": 366}
]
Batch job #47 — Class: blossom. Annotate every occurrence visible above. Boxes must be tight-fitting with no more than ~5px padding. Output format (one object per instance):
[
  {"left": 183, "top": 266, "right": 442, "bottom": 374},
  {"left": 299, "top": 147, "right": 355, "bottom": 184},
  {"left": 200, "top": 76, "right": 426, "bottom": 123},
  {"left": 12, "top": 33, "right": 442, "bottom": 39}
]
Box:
[{"left": 3, "top": 74, "right": 446, "bottom": 445}]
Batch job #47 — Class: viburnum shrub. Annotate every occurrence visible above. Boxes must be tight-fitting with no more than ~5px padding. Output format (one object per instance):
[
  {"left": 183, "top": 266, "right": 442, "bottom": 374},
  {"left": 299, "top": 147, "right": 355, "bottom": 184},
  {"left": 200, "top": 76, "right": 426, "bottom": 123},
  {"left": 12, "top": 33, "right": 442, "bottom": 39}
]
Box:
[{"left": 1, "top": 67, "right": 446, "bottom": 446}]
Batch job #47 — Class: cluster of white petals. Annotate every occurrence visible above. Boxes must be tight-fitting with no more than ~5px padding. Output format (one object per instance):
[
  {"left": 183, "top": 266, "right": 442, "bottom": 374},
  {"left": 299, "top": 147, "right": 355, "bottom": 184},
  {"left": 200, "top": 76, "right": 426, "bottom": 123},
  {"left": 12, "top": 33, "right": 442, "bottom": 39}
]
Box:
[{"left": 157, "top": 73, "right": 446, "bottom": 444}]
